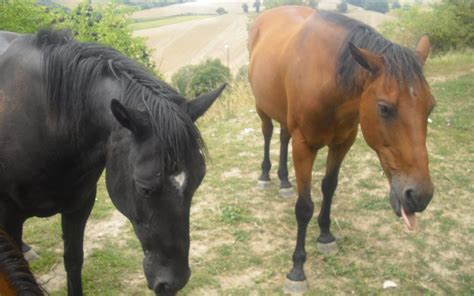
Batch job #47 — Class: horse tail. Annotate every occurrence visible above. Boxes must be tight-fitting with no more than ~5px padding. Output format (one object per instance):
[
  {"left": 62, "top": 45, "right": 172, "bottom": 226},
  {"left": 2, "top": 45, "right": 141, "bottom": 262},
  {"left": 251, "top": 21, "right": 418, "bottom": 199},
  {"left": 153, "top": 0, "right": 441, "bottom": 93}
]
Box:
[{"left": 0, "top": 229, "right": 45, "bottom": 295}]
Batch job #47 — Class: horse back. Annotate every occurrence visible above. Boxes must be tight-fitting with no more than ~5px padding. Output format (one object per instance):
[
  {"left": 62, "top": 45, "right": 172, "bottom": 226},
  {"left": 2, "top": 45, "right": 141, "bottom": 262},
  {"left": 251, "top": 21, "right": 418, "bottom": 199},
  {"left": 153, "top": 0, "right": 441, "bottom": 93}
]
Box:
[{"left": 0, "top": 31, "right": 21, "bottom": 55}]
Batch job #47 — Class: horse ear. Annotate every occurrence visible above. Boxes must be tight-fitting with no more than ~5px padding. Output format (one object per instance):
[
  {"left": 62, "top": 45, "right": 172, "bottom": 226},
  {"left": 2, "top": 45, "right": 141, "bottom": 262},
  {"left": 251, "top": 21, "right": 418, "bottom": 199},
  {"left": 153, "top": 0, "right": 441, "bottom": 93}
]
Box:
[
  {"left": 186, "top": 84, "right": 227, "bottom": 121},
  {"left": 110, "top": 99, "right": 143, "bottom": 135},
  {"left": 348, "top": 42, "right": 384, "bottom": 75},
  {"left": 415, "top": 34, "right": 430, "bottom": 65}
]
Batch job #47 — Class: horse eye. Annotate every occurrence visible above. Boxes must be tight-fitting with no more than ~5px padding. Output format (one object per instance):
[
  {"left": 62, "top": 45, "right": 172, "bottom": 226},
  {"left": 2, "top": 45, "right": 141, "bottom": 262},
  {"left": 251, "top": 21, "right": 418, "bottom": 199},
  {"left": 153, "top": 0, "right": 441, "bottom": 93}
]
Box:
[
  {"left": 136, "top": 185, "right": 153, "bottom": 198},
  {"left": 377, "top": 102, "right": 395, "bottom": 119}
]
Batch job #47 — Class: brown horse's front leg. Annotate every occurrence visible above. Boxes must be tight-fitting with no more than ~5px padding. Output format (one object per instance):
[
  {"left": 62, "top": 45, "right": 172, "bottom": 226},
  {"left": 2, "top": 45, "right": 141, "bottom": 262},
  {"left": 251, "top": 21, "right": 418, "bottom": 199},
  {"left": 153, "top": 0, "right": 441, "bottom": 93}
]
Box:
[
  {"left": 317, "top": 135, "right": 356, "bottom": 254},
  {"left": 286, "top": 130, "right": 317, "bottom": 291}
]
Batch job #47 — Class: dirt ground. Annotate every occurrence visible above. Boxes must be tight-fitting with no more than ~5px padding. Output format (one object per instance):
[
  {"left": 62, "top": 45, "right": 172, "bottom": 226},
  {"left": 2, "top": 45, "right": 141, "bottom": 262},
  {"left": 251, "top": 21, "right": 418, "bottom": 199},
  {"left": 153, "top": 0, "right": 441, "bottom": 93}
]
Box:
[{"left": 133, "top": 0, "right": 395, "bottom": 79}]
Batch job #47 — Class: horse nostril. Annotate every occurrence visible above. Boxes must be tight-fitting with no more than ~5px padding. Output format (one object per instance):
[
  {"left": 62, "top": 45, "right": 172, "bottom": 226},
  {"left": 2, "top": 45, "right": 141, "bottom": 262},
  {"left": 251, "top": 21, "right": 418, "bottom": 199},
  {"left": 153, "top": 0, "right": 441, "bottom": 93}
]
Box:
[
  {"left": 154, "top": 282, "right": 171, "bottom": 294},
  {"left": 404, "top": 188, "right": 417, "bottom": 212}
]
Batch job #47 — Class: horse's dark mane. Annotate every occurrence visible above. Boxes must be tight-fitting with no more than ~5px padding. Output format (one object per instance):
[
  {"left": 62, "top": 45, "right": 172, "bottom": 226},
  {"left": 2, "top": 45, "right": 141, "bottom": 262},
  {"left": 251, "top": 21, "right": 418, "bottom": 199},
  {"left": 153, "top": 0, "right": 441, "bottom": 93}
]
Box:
[
  {"left": 318, "top": 11, "right": 425, "bottom": 97},
  {"left": 33, "top": 29, "right": 205, "bottom": 172},
  {"left": 0, "top": 229, "right": 45, "bottom": 295}
]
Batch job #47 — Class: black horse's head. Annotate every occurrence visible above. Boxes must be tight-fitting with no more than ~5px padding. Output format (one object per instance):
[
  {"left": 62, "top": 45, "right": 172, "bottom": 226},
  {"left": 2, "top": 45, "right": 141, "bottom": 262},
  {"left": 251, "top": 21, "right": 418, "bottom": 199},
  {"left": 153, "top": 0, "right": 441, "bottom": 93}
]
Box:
[{"left": 106, "top": 85, "right": 225, "bottom": 295}]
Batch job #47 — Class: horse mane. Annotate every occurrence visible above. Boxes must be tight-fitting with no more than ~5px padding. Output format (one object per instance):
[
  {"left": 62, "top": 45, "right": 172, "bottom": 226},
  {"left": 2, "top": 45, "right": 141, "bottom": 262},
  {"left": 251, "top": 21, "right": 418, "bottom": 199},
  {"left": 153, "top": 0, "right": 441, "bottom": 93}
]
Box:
[
  {"left": 33, "top": 29, "right": 205, "bottom": 173},
  {"left": 318, "top": 11, "right": 425, "bottom": 98},
  {"left": 0, "top": 229, "right": 45, "bottom": 295}
]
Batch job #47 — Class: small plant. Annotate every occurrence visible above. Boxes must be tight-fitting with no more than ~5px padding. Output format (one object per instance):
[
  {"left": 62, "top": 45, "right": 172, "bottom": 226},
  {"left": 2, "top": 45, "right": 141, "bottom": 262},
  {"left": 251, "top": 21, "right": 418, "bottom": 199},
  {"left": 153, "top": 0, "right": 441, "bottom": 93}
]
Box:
[{"left": 221, "top": 205, "right": 244, "bottom": 224}]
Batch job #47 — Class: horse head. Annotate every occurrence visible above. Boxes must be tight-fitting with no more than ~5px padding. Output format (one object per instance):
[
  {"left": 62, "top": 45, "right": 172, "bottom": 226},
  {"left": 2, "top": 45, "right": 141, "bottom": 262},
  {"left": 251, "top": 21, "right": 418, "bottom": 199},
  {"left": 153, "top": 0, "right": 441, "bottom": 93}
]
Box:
[
  {"left": 106, "top": 85, "right": 225, "bottom": 295},
  {"left": 350, "top": 36, "right": 435, "bottom": 230}
]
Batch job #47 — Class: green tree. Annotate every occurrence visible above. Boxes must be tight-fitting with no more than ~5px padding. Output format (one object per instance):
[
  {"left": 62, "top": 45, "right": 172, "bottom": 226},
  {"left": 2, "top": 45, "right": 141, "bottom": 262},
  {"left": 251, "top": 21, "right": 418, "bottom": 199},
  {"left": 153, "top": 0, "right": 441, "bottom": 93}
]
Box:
[
  {"left": 0, "top": 1, "right": 157, "bottom": 74},
  {"left": 0, "top": 0, "right": 60, "bottom": 33},
  {"left": 363, "top": 0, "right": 390, "bottom": 13},
  {"left": 381, "top": 0, "right": 474, "bottom": 52},
  {"left": 337, "top": 0, "right": 348, "bottom": 12}
]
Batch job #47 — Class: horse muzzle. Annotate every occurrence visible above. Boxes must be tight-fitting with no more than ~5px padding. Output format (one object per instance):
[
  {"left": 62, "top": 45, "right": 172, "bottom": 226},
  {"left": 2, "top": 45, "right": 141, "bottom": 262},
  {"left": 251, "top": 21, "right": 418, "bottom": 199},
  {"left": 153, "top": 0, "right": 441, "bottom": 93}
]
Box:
[{"left": 389, "top": 178, "right": 434, "bottom": 230}]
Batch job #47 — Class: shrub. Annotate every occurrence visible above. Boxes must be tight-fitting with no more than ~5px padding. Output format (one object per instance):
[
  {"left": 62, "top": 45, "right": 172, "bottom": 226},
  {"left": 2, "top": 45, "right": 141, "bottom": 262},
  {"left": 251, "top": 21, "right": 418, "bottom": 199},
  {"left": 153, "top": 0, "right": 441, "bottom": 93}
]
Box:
[
  {"left": 392, "top": 1, "right": 401, "bottom": 9},
  {"left": 0, "top": 1, "right": 158, "bottom": 75},
  {"left": 235, "top": 65, "right": 249, "bottom": 82},
  {"left": 363, "top": 0, "right": 389, "bottom": 13},
  {"left": 172, "top": 59, "right": 229, "bottom": 97},
  {"left": 381, "top": 0, "right": 474, "bottom": 52},
  {"left": 216, "top": 7, "right": 228, "bottom": 15},
  {"left": 337, "top": 0, "right": 348, "bottom": 12}
]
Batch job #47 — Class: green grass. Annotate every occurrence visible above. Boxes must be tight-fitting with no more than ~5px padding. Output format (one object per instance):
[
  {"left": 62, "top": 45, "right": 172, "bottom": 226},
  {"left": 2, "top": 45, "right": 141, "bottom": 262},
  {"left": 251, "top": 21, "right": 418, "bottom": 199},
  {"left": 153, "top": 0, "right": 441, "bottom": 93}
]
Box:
[
  {"left": 26, "top": 58, "right": 474, "bottom": 294},
  {"left": 129, "top": 14, "right": 214, "bottom": 31}
]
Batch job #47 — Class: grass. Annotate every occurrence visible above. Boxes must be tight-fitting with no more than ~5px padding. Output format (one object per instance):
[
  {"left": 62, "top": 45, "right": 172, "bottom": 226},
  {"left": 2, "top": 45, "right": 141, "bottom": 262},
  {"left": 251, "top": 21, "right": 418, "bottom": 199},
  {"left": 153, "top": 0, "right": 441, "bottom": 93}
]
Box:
[
  {"left": 25, "top": 56, "right": 474, "bottom": 294},
  {"left": 129, "top": 14, "right": 215, "bottom": 31}
]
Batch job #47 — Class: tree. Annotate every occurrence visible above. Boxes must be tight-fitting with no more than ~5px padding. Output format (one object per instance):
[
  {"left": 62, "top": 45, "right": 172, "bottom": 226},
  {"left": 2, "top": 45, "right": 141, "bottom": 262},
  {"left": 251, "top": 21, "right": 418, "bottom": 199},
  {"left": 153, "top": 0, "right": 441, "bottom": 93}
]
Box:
[
  {"left": 337, "top": 0, "right": 348, "bottom": 12},
  {"left": 363, "top": 0, "right": 390, "bottom": 13},
  {"left": 392, "top": 0, "right": 401, "bottom": 9},
  {"left": 216, "top": 7, "right": 228, "bottom": 15},
  {"left": 253, "top": 0, "right": 261, "bottom": 12}
]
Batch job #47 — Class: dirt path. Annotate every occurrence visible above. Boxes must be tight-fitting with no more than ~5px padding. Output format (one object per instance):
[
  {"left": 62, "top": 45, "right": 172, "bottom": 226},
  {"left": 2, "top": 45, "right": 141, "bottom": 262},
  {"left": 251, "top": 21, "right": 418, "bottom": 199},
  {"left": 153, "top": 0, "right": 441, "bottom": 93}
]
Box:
[{"left": 38, "top": 210, "right": 128, "bottom": 292}]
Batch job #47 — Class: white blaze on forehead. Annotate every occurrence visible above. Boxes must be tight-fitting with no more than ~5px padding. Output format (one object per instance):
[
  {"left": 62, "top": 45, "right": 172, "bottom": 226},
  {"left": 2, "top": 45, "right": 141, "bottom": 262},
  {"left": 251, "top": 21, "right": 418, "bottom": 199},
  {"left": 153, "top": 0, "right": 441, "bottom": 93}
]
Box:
[
  {"left": 171, "top": 171, "right": 187, "bottom": 193},
  {"left": 409, "top": 86, "right": 416, "bottom": 99}
]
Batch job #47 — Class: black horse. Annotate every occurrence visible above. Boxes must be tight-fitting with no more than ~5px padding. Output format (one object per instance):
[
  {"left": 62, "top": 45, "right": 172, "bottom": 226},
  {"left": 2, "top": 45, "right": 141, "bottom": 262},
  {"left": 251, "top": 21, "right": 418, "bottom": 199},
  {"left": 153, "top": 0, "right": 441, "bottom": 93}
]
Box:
[{"left": 0, "top": 29, "right": 225, "bottom": 295}]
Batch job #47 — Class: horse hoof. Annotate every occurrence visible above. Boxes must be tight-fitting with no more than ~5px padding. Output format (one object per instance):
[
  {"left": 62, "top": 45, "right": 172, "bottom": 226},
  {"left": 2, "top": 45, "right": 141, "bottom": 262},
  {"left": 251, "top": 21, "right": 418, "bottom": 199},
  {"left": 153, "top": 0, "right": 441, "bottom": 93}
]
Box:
[
  {"left": 279, "top": 187, "right": 293, "bottom": 198},
  {"left": 23, "top": 248, "right": 40, "bottom": 263},
  {"left": 257, "top": 180, "right": 272, "bottom": 190},
  {"left": 283, "top": 278, "right": 308, "bottom": 295},
  {"left": 317, "top": 240, "right": 339, "bottom": 255}
]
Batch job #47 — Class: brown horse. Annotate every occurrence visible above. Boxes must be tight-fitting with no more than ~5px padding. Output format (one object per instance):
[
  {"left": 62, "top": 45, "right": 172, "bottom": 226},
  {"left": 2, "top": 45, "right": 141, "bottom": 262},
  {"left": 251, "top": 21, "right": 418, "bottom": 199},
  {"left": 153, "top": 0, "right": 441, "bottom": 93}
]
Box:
[
  {"left": 249, "top": 6, "right": 435, "bottom": 290},
  {"left": 0, "top": 229, "right": 44, "bottom": 295}
]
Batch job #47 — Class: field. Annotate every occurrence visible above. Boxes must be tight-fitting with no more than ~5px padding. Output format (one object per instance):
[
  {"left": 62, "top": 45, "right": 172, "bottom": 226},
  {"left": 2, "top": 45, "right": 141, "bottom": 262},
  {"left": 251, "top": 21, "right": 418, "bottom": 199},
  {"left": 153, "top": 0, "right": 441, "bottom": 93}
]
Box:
[{"left": 26, "top": 50, "right": 474, "bottom": 295}]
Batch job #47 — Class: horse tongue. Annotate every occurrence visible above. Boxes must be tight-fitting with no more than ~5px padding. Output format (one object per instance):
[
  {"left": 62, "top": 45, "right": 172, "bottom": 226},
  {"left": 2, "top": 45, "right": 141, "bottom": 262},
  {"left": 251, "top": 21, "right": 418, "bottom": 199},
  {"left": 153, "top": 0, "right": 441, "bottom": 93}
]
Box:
[{"left": 401, "top": 207, "right": 416, "bottom": 230}]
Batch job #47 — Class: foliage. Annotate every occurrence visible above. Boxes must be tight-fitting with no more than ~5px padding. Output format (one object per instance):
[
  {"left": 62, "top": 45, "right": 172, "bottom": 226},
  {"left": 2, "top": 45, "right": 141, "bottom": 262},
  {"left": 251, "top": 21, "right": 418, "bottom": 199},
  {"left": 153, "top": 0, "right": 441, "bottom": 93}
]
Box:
[
  {"left": 363, "top": 0, "right": 389, "bottom": 13},
  {"left": 0, "top": 1, "right": 157, "bottom": 74},
  {"left": 216, "top": 7, "right": 228, "bottom": 15},
  {"left": 337, "top": 0, "right": 348, "bottom": 13},
  {"left": 0, "top": 0, "right": 60, "bottom": 33},
  {"left": 235, "top": 65, "right": 249, "bottom": 82},
  {"left": 253, "top": 0, "right": 261, "bottom": 12},
  {"left": 263, "top": 0, "right": 319, "bottom": 9},
  {"left": 392, "top": 0, "right": 401, "bottom": 9},
  {"left": 171, "top": 59, "right": 229, "bottom": 97},
  {"left": 381, "top": 0, "right": 474, "bottom": 52}
]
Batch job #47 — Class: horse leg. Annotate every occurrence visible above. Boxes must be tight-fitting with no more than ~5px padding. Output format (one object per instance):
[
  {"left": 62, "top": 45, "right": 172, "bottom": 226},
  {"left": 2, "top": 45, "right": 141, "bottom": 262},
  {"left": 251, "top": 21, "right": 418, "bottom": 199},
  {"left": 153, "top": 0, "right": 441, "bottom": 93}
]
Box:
[
  {"left": 256, "top": 107, "right": 273, "bottom": 189},
  {"left": 61, "top": 188, "right": 96, "bottom": 296},
  {"left": 316, "top": 135, "right": 356, "bottom": 254},
  {"left": 285, "top": 129, "right": 317, "bottom": 293},
  {"left": 278, "top": 126, "right": 293, "bottom": 198}
]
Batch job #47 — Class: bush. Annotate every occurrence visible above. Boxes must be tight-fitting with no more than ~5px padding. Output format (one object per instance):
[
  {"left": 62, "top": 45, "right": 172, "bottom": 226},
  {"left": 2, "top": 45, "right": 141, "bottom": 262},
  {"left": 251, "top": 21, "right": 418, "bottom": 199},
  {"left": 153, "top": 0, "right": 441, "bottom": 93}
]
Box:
[
  {"left": 363, "top": 0, "right": 389, "bottom": 13},
  {"left": 172, "top": 59, "right": 229, "bottom": 97},
  {"left": 0, "top": 1, "right": 157, "bottom": 75},
  {"left": 235, "top": 65, "right": 249, "bottom": 82},
  {"left": 337, "top": 0, "right": 348, "bottom": 12},
  {"left": 381, "top": 0, "right": 474, "bottom": 52},
  {"left": 392, "top": 1, "right": 401, "bottom": 9},
  {"left": 216, "top": 7, "right": 228, "bottom": 15}
]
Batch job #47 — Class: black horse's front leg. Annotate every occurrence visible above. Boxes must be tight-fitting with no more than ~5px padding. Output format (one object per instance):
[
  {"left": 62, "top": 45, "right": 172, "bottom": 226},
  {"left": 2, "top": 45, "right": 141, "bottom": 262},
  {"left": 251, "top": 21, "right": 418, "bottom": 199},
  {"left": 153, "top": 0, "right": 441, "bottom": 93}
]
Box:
[{"left": 61, "top": 188, "right": 96, "bottom": 296}]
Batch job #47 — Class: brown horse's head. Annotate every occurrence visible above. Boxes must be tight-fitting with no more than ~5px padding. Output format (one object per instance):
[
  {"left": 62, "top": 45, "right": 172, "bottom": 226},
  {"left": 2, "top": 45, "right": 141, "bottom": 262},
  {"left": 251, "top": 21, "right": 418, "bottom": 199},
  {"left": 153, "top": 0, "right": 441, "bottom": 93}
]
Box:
[{"left": 349, "top": 36, "right": 435, "bottom": 230}]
